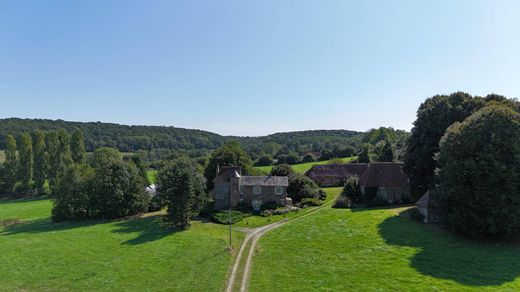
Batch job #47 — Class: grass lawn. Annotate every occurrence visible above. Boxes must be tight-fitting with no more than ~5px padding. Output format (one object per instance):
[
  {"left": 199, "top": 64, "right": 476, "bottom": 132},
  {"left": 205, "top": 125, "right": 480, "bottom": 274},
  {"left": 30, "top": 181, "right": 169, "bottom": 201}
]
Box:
[
  {"left": 0, "top": 198, "right": 244, "bottom": 291},
  {"left": 254, "top": 156, "right": 357, "bottom": 174},
  {"left": 249, "top": 204, "right": 520, "bottom": 291},
  {"left": 146, "top": 169, "right": 158, "bottom": 184}
]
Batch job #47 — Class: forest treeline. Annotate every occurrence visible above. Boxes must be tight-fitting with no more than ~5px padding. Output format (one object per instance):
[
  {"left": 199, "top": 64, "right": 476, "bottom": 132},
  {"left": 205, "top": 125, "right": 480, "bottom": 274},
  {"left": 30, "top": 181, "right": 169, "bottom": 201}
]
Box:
[{"left": 0, "top": 118, "right": 395, "bottom": 160}]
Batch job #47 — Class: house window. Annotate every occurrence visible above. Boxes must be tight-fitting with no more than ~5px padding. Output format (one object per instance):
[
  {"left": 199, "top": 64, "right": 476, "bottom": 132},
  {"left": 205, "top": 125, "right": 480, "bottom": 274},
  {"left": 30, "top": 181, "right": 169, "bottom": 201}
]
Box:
[
  {"left": 253, "top": 186, "right": 262, "bottom": 195},
  {"left": 275, "top": 186, "right": 284, "bottom": 195},
  {"left": 239, "top": 185, "right": 244, "bottom": 194}
]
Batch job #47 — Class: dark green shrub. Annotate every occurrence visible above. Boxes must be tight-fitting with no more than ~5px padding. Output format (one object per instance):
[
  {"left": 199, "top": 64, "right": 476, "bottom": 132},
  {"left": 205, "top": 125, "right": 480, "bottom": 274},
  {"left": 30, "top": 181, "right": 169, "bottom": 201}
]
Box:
[
  {"left": 212, "top": 210, "right": 244, "bottom": 224},
  {"left": 342, "top": 176, "right": 362, "bottom": 203},
  {"left": 269, "top": 164, "right": 294, "bottom": 177},
  {"left": 287, "top": 174, "right": 321, "bottom": 202},
  {"left": 333, "top": 195, "right": 351, "bottom": 208},
  {"left": 255, "top": 155, "right": 273, "bottom": 166},
  {"left": 302, "top": 154, "right": 315, "bottom": 163},
  {"left": 300, "top": 198, "right": 323, "bottom": 207}
]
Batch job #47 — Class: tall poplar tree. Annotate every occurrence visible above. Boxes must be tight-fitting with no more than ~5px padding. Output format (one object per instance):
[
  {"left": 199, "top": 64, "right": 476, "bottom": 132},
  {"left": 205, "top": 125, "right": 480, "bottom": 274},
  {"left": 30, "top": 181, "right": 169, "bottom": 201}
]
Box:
[
  {"left": 4, "top": 134, "right": 18, "bottom": 192},
  {"left": 17, "top": 132, "right": 34, "bottom": 192},
  {"left": 71, "top": 129, "right": 86, "bottom": 164},
  {"left": 33, "top": 130, "right": 49, "bottom": 194},
  {"left": 46, "top": 131, "right": 60, "bottom": 192}
]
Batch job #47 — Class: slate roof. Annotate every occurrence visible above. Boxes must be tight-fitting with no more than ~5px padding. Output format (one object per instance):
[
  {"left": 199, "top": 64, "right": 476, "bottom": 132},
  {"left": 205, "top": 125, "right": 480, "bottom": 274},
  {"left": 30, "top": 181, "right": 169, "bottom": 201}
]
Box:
[
  {"left": 306, "top": 163, "right": 368, "bottom": 178},
  {"left": 213, "top": 166, "right": 241, "bottom": 182},
  {"left": 358, "top": 162, "right": 408, "bottom": 188},
  {"left": 239, "top": 176, "right": 289, "bottom": 186}
]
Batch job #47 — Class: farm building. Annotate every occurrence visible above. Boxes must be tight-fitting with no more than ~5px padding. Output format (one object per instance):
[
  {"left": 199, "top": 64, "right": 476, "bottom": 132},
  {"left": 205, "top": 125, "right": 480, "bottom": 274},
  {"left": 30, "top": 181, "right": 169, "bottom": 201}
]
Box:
[
  {"left": 416, "top": 190, "right": 441, "bottom": 223},
  {"left": 306, "top": 162, "right": 410, "bottom": 203},
  {"left": 213, "top": 166, "right": 289, "bottom": 211},
  {"left": 358, "top": 163, "right": 410, "bottom": 204},
  {"left": 305, "top": 163, "right": 368, "bottom": 187}
]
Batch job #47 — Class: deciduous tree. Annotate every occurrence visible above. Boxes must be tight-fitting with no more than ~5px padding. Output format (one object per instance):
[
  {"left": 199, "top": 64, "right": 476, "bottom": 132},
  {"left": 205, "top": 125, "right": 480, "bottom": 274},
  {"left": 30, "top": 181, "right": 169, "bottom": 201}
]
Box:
[
  {"left": 3, "top": 134, "right": 17, "bottom": 192},
  {"left": 71, "top": 129, "right": 86, "bottom": 164},
  {"left": 437, "top": 105, "right": 520, "bottom": 237},
  {"left": 17, "top": 132, "right": 34, "bottom": 192},
  {"left": 204, "top": 141, "right": 252, "bottom": 190},
  {"left": 33, "top": 130, "right": 49, "bottom": 194}
]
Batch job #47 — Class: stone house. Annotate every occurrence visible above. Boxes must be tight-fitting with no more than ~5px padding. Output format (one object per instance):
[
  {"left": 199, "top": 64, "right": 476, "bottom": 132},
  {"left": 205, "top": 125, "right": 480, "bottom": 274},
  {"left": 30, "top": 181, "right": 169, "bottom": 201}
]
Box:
[
  {"left": 213, "top": 166, "right": 289, "bottom": 211},
  {"left": 306, "top": 162, "right": 410, "bottom": 203}
]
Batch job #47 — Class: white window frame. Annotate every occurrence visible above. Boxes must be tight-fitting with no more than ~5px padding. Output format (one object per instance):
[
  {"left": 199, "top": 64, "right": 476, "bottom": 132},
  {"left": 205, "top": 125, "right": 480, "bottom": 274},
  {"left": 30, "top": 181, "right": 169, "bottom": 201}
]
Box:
[
  {"left": 253, "top": 186, "right": 262, "bottom": 195},
  {"left": 275, "top": 186, "right": 284, "bottom": 195}
]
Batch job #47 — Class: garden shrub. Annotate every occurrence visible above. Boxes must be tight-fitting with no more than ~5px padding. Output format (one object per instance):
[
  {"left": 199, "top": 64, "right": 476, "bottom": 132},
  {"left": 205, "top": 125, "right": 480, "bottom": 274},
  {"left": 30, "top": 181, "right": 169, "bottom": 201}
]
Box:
[
  {"left": 287, "top": 173, "right": 321, "bottom": 202},
  {"left": 333, "top": 195, "right": 351, "bottom": 209},
  {"left": 212, "top": 210, "right": 245, "bottom": 224},
  {"left": 342, "top": 176, "right": 362, "bottom": 203},
  {"left": 299, "top": 198, "right": 323, "bottom": 207}
]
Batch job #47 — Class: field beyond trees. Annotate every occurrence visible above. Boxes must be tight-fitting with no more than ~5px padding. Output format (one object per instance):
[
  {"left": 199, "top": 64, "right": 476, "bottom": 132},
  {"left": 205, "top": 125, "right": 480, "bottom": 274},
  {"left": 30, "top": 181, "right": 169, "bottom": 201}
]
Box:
[
  {"left": 0, "top": 198, "right": 244, "bottom": 291},
  {"left": 254, "top": 156, "right": 357, "bottom": 174}
]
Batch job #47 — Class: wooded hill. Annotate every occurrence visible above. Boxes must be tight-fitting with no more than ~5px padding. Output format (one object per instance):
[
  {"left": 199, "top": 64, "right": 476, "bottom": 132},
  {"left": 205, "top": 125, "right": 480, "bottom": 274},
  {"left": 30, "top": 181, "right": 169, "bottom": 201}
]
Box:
[{"left": 0, "top": 118, "right": 364, "bottom": 154}]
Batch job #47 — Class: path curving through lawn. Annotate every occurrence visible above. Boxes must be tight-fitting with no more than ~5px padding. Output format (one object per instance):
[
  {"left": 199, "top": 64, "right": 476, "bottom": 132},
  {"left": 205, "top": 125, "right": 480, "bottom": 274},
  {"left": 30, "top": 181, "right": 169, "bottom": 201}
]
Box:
[{"left": 225, "top": 194, "right": 338, "bottom": 292}]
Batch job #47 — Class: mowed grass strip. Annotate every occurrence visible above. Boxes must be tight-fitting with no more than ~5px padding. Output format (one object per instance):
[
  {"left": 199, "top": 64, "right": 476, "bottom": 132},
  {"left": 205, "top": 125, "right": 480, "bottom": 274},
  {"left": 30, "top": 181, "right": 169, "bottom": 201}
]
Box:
[
  {"left": 254, "top": 156, "right": 357, "bottom": 174},
  {"left": 249, "top": 204, "right": 520, "bottom": 291},
  {"left": 0, "top": 199, "right": 244, "bottom": 291}
]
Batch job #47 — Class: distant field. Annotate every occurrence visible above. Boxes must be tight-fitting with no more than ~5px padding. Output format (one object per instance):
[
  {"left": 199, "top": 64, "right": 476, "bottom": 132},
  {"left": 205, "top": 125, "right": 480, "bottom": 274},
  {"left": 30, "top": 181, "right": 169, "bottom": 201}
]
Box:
[
  {"left": 146, "top": 170, "right": 157, "bottom": 184},
  {"left": 0, "top": 198, "right": 244, "bottom": 291},
  {"left": 255, "top": 156, "right": 357, "bottom": 174}
]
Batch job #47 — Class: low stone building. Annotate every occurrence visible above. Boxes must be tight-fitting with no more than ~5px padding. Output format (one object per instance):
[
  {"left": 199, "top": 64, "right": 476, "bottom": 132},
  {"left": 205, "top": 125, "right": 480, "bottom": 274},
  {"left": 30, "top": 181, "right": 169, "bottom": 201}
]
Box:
[
  {"left": 416, "top": 190, "right": 441, "bottom": 223},
  {"left": 306, "top": 162, "right": 410, "bottom": 204},
  {"left": 305, "top": 163, "right": 368, "bottom": 187},
  {"left": 358, "top": 162, "right": 410, "bottom": 204},
  {"left": 213, "top": 166, "right": 289, "bottom": 211}
]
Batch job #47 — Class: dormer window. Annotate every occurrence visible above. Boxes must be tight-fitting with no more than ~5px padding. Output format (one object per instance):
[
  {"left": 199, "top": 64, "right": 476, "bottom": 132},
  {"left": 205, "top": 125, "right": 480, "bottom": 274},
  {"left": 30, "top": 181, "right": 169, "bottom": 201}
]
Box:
[{"left": 253, "top": 186, "right": 262, "bottom": 195}]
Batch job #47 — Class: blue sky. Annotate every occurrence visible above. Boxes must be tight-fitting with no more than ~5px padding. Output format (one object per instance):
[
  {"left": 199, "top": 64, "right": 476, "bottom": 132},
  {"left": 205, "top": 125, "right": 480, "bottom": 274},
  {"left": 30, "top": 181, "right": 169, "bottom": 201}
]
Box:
[{"left": 1, "top": 1, "right": 519, "bottom": 136}]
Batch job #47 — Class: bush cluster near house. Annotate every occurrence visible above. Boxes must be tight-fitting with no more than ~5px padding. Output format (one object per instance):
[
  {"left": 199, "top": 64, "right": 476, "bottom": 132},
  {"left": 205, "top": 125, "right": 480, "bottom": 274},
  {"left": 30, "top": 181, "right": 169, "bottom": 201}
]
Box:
[
  {"left": 51, "top": 147, "right": 150, "bottom": 222},
  {"left": 269, "top": 164, "right": 326, "bottom": 207}
]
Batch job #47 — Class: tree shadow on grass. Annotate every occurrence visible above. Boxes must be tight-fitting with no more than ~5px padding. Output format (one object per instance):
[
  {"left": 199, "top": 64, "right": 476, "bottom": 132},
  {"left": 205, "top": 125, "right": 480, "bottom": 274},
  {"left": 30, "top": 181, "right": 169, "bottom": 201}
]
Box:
[
  {"left": 111, "top": 215, "right": 181, "bottom": 245},
  {"left": 0, "top": 218, "right": 105, "bottom": 236},
  {"left": 378, "top": 209, "right": 520, "bottom": 287}
]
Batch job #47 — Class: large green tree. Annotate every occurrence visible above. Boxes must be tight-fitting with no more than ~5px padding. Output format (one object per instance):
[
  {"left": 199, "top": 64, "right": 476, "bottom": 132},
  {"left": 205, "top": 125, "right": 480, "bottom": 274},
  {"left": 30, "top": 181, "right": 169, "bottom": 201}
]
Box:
[
  {"left": 437, "top": 105, "right": 520, "bottom": 237},
  {"left": 89, "top": 147, "right": 149, "bottom": 219},
  {"left": 33, "top": 130, "right": 49, "bottom": 194},
  {"left": 17, "top": 132, "right": 34, "bottom": 192},
  {"left": 357, "top": 143, "right": 372, "bottom": 163},
  {"left": 71, "top": 129, "right": 87, "bottom": 164},
  {"left": 46, "top": 131, "right": 60, "bottom": 191},
  {"left": 4, "top": 134, "right": 18, "bottom": 192},
  {"left": 403, "top": 92, "right": 485, "bottom": 198},
  {"left": 377, "top": 140, "right": 396, "bottom": 162},
  {"left": 158, "top": 159, "right": 207, "bottom": 229},
  {"left": 204, "top": 141, "right": 252, "bottom": 190}
]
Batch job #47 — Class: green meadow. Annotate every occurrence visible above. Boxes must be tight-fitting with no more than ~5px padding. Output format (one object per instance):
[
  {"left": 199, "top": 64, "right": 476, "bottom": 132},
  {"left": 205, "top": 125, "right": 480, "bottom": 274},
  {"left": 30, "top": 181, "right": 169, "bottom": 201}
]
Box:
[
  {"left": 0, "top": 198, "right": 244, "bottom": 291},
  {"left": 254, "top": 156, "right": 357, "bottom": 174},
  {"left": 249, "top": 204, "right": 520, "bottom": 291}
]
